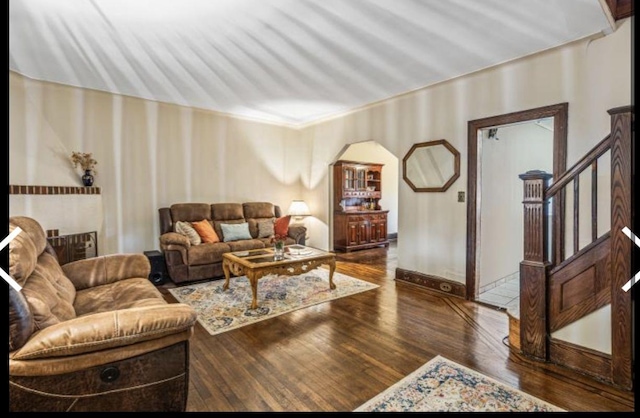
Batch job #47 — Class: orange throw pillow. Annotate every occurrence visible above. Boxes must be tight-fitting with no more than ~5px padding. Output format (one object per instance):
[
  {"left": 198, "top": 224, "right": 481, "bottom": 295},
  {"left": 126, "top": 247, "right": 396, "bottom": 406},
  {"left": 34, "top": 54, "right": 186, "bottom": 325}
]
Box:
[
  {"left": 191, "top": 220, "right": 220, "bottom": 243},
  {"left": 274, "top": 215, "right": 291, "bottom": 238}
]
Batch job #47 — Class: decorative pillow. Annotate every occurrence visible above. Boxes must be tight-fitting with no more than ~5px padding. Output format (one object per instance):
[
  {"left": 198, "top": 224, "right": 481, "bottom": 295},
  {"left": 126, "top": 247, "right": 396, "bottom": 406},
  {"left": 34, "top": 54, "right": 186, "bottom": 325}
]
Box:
[
  {"left": 175, "top": 221, "right": 201, "bottom": 245},
  {"left": 257, "top": 219, "right": 275, "bottom": 239},
  {"left": 220, "top": 222, "right": 252, "bottom": 242},
  {"left": 274, "top": 215, "right": 291, "bottom": 237},
  {"left": 191, "top": 219, "right": 220, "bottom": 244}
]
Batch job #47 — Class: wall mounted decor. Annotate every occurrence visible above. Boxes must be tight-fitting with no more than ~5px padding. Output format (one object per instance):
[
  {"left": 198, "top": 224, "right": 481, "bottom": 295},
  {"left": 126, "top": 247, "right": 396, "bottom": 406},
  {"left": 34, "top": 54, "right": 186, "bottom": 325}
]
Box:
[{"left": 402, "top": 139, "right": 460, "bottom": 192}]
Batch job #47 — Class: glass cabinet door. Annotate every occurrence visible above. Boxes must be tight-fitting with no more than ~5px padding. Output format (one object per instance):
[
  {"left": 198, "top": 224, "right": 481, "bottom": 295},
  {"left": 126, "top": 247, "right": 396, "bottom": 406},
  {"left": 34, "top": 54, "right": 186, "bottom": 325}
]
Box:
[
  {"left": 356, "top": 168, "right": 366, "bottom": 190},
  {"left": 344, "top": 167, "right": 356, "bottom": 190}
]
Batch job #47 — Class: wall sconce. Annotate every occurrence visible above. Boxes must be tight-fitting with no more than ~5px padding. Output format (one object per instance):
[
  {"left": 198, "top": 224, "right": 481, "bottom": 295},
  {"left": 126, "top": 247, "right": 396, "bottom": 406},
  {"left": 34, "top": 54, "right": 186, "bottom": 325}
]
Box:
[{"left": 287, "top": 200, "right": 311, "bottom": 222}]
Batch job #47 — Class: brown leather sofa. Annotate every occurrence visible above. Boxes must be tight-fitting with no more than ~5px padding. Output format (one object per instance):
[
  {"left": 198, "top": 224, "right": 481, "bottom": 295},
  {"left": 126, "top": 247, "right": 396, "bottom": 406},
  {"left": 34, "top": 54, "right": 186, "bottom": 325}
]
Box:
[
  {"left": 8, "top": 216, "right": 198, "bottom": 412},
  {"left": 159, "top": 202, "right": 306, "bottom": 284}
]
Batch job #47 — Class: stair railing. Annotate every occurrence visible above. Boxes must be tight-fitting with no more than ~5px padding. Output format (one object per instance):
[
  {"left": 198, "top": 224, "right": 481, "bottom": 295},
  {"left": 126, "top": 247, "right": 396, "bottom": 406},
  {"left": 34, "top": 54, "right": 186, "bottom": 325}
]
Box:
[{"left": 517, "top": 106, "right": 633, "bottom": 390}]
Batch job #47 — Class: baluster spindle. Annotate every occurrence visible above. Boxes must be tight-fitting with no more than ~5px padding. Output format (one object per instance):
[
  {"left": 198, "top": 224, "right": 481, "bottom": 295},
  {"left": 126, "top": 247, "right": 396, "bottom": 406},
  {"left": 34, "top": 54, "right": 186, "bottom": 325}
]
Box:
[
  {"left": 573, "top": 176, "right": 579, "bottom": 254},
  {"left": 591, "top": 160, "right": 598, "bottom": 242}
]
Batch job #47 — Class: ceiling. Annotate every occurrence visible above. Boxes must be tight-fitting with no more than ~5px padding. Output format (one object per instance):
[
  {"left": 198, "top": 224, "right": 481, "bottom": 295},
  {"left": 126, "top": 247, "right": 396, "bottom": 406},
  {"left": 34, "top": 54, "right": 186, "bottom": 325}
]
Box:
[{"left": 9, "top": 0, "right": 614, "bottom": 127}]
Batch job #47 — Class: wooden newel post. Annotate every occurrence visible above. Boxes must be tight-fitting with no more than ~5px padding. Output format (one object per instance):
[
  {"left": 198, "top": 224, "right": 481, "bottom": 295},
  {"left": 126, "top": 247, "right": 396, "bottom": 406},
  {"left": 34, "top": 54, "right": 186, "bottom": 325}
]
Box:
[
  {"left": 608, "top": 106, "right": 634, "bottom": 389},
  {"left": 519, "top": 169, "right": 553, "bottom": 360}
]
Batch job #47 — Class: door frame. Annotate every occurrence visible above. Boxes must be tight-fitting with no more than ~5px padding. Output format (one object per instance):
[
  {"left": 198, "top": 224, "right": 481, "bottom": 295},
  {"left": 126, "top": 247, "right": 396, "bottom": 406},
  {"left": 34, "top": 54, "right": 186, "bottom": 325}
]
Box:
[{"left": 466, "top": 103, "right": 568, "bottom": 300}]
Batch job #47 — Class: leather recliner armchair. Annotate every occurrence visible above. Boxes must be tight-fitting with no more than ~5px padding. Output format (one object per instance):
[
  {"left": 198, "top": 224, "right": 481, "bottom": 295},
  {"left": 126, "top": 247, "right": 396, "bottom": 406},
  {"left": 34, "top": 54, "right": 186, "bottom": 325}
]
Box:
[{"left": 8, "top": 216, "right": 198, "bottom": 412}]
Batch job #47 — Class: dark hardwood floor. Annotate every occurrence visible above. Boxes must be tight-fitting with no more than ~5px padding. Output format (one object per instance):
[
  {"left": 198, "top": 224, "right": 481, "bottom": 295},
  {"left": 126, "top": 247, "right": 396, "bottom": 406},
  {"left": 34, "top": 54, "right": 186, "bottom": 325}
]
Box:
[{"left": 159, "top": 241, "right": 635, "bottom": 412}]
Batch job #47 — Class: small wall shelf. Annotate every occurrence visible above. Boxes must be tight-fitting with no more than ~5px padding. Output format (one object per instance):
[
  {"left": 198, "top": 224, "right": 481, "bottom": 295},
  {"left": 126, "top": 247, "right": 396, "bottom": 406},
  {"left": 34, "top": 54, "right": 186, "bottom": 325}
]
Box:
[{"left": 9, "top": 185, "right": 101, "bottom": 195}]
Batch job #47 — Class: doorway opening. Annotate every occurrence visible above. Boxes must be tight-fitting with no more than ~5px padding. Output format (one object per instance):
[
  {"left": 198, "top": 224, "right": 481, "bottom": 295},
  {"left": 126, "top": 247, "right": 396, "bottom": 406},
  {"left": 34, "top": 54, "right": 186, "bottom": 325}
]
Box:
[
  {"left": 330, "top": 140, "right": 399, "bottom": 251},
  {"left": 476, "top": 119, "right": 554, "bottom": 309},
  {"left": 466, "top": 103, "right": 568, "bottom": 305}
]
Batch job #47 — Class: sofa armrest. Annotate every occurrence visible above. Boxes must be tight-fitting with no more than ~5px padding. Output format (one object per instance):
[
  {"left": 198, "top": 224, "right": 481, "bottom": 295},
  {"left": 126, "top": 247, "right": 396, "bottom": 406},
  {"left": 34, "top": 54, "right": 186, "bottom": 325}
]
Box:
[
  {"left": 10, "top": 304, "right": 197, "bottom": 361},
  {"left": 160, "top": 232, "right": 190, "bottom": 265},
  {"left": 62, "top": 254, "right": 151, "bottom": 291},
  {"left": 160, "top": 232, "right": 190, "bottom": 248},
  {"left": 288, "top": 225, "right": 307, "bottom": 245}
]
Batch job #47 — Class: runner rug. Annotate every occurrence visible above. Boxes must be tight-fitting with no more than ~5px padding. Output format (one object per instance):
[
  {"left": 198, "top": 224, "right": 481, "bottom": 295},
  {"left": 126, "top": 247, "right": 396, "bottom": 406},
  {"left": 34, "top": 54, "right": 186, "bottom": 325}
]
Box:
[
  {"left": 168, "top": 268, "right": 378, "bottom": 336},
  {"left": 355, "top": 355, "right": 565, "bottom": 412}
]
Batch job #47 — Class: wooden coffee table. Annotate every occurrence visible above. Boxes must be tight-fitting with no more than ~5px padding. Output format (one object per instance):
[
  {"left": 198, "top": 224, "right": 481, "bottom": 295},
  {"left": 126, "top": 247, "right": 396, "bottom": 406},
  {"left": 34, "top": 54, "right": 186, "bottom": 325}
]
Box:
[{"left": 222, "top": 245, "right": 336, "bottom": 309}]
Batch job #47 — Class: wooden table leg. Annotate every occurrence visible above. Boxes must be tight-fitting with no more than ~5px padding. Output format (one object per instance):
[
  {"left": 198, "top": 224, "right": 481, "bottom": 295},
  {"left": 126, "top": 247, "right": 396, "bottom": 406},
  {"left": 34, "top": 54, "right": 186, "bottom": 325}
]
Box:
[
  {"left": 328, "top": 258, "right": 336, "bottom": 290},
  {"left": 222, "top": 259, "right": 231, "bottom": 291},
  {"left": 248, "top": 272, "right": 259, "bottom": 309}
]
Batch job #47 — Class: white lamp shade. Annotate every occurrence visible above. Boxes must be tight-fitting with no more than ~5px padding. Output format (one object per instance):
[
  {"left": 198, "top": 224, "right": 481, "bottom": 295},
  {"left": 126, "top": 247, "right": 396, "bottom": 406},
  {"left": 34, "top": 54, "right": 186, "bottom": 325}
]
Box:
[{"left": 287, "top": 200, "right": 311, "bottom": 217}]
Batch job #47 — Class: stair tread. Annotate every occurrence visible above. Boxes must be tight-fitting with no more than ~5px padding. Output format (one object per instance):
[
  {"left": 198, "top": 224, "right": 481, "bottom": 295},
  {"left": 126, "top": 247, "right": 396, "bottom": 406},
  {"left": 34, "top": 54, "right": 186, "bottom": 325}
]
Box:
[{"left": 506, "top": 305, "right": 519, "bottom": 320}]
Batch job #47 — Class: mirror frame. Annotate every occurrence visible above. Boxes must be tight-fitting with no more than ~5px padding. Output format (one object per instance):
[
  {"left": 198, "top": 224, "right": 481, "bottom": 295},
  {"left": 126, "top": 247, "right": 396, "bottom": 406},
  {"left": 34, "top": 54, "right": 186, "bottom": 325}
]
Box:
[{"left": 402, "top": 139, "right": 460, "bottom": 192}]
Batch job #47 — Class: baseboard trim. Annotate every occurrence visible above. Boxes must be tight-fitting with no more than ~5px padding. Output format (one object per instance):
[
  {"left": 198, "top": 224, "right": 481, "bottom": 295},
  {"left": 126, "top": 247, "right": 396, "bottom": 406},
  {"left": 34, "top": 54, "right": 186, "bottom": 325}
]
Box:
[
  {"left": 387, "top": 232, "right": 398, "bottom": 241},
  {"left": 395, "top": 268, "right": 466, "bottom": 298},
  {"left": 548, "top": 337, "right": 612, "bottom": 384}
]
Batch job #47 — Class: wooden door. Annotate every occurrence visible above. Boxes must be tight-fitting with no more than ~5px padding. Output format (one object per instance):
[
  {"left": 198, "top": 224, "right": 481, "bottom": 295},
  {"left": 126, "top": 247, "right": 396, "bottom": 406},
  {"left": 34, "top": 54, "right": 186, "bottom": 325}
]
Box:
[
  {"left": 347, "top": 220, "right": 360, "bottom": 246},
  {"left": 371, "top": 217, "right": 387, "bottom": 242},
  {"left": 359, "top": 220, "right": 370, "bottom": 244},
  {"left": 377, "top": 218, "right": 387, "bottom": 242}
]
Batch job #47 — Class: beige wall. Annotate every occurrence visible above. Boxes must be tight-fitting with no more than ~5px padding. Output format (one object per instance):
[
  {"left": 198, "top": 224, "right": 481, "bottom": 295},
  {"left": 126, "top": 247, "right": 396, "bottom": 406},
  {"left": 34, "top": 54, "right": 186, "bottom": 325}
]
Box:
[
  {"left": 299, "top": 19, "right": 630, "bottom": 286},
  {"left": 10, "top": 17, "right": 631, "bottom": 267},
  {"left": 296, "top": 19, "right": 630, "bottom": 354},
  {"left": 9, "top": 73, "right": 307, "bottom": 254}
]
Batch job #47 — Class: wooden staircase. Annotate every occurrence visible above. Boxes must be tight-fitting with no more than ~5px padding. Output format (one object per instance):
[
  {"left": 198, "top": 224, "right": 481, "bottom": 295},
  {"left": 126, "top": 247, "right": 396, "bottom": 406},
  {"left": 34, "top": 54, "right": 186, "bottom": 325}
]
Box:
[{"left": 507, "top": 106, "right": 634, "bottom": 390}]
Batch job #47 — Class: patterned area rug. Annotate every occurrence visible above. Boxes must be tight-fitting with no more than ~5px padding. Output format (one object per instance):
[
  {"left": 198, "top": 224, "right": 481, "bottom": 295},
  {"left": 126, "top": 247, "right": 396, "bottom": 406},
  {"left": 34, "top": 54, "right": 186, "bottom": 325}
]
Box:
[
  {"left": 355, "top": 355, "right": 565, "bottom": 412},
  {"left": 168, "top": 268, "right": 378, "bottom": 336}
]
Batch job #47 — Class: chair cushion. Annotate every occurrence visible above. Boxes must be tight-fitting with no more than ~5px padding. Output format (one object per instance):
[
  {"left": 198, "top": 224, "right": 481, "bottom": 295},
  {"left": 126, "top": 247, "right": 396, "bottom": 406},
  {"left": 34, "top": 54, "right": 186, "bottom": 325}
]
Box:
[
  {"left": 243, "top": 202, "right": 275, "bottom": 219},
  {"left": 10, "top": 217, "right": 77, "bottom": 332},
  {"left": 274, "top": 216, "right": 291, "bottom": 237},
  {"left": 211, "top": 203, "right": 246, "bottom": 239},
  {"left": 170, "top": 203, "right": 211, "bottom": 223},
  {"left": 188, "top": 242, "right": 231, "bottom": 266},
  {"left": 9, "top": 287, "right": 34, "bottom": 352},
  {"left": 191, "top": 220, "right": 220, "bottom": 243},
  {"left": 257, "top": 219, "right": 275, "bottom": 238},
  {"left": 243, "top": 202, "right": 276, "bottom": 238},
  {"left": 174, "top": 221, "right": 201, "bottom": 246},
  {"left": 10, "top": 216, "right": 48, "bottom": 255},
  {"left": 220, "top": 222, "right": 252, "bottom": 242},
  {"left": 9, "top": 217, "right": 49, "bottom": 286},
  {"left": 211, "top": 203, "right": 244, "bottom": 221},
  {"left": 21, "top": 253, "right": 77, "bottom": 330},
  {"left": 226, "top": 239, "right": 266, "bottom": 252},
  {"left": 73, "top": 277, "right": 166, "bottom": 316}
]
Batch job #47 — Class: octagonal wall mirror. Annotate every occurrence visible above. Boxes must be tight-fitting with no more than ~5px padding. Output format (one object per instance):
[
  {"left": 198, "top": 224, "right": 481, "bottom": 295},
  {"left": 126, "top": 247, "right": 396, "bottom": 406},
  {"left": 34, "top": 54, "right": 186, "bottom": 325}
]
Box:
[{"left": 402, "top": 139, "right": 460, "bottom": 192}]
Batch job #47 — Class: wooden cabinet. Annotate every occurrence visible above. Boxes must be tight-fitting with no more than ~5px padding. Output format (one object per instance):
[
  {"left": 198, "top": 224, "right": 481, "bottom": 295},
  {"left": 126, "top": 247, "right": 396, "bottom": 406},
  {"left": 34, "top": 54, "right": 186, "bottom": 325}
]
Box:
[
  {"left": 333, "top": 160, "right": 383, "bottom": 211},
  {"left": 334, "top": 211, "right": 389, "bottom": 252},
  {"left": 370, "top": 213, "right": 387, "bottom": 243},
  {"left": 333, "top": 160, "right": 389, "bottom": 252}
]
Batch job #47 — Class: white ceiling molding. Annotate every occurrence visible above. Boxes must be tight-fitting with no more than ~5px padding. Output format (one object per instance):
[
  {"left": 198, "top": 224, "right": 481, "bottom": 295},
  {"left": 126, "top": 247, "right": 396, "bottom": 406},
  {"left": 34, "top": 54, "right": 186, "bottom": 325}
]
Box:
[
  {"left": 597, "top": 0, "right": 619, "bottom": 34},
  {"left": 10, "top": 0, "right": 613, "bottom": 127}
]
